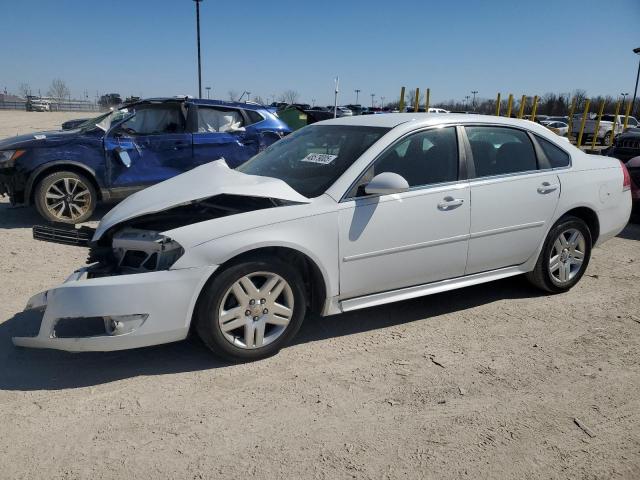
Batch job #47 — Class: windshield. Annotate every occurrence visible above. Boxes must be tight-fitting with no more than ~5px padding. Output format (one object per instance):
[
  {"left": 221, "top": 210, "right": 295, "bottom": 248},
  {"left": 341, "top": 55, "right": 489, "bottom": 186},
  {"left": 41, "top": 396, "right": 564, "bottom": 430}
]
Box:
[
  {"left": 78, "top": 112, "right": 111, "bottom": 131},
  {"left": 237, "top": 125, "right": 389, "bottom": 198},
  {"left": 94, "top": 108, "right": 132, "bottom": 132}
]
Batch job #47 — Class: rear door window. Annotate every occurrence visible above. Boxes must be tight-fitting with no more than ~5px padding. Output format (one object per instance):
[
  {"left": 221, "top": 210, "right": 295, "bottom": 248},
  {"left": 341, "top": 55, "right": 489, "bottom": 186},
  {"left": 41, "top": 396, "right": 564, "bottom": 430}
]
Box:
[
  {"left": 465, "top": 126, "right": 538, "bottom": 177},
  {"left": 197, "top": 107, "right": 245, "bottom": 133}
]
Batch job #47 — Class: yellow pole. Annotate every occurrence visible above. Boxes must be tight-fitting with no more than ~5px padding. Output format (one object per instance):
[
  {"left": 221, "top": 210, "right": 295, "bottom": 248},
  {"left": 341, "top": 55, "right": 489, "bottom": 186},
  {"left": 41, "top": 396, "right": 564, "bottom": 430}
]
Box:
[
  {"left": 506, "top": 94, "right": 513, "bottom": 117},
  {"left": 495, "top": 93, "right": 501, "bottom": 116},
  {"left": 623, "top": 100, "right": 632, "bottom": 130},
  {"left": 414, "top": 87, "right": 420, "bottom": 112},
  {"left": 530, "top": 95, "right": 539, "bottom": 122},
  {"left": 425, "top": 88, "right": 430, "bottom": 112},
  {"left": 567, "top": 97, "right": 577, "bottom": 140},
  {"left": 517, "top": 95, "right": 526, "bottom": 119},
  {"left": 609, "top": 101, "right": 621, "bottom": 147},
  {"left": 399, "top": 87, "right": 405, "bottom": 113},
  {"left": 576, "top": 99, "right": 591, "bottom": 147},
  {"left": 590, "top": 100, "right": 605, "bottom": 149}
]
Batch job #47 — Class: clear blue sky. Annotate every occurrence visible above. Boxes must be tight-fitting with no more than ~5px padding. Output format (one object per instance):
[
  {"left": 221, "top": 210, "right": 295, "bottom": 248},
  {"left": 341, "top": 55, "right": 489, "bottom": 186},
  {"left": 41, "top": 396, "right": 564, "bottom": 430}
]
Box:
[{"left": 2, "top": 0, "right": 639, "bottom": 105}]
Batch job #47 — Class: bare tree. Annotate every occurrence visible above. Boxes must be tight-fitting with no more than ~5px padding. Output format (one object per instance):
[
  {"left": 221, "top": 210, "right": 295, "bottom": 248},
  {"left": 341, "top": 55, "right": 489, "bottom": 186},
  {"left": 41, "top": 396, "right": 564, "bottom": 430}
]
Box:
[
  {"left": 227, "top": 90, "right": 238, "bottom": 101},
  {"left": 280, "top": 89, "right": 299, "bottom": 104},
  {"left": 18, "top": 82, "right": 31, "bottom": 99},
  {"left": 252, "top": 95, "right": 265, "bottom": 105},
  {"left": 571, "top": 89, "right": 588, "bottom": 110},
  {"left": 48, "top": 78, "right": 70, "bottom": 102}
]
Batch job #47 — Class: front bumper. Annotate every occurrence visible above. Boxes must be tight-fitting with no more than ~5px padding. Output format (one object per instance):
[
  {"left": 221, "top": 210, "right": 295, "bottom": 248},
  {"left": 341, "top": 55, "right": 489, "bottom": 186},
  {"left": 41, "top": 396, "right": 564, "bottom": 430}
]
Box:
[{"left": 12, "top": 264, "right": 217, "bottom": 352}]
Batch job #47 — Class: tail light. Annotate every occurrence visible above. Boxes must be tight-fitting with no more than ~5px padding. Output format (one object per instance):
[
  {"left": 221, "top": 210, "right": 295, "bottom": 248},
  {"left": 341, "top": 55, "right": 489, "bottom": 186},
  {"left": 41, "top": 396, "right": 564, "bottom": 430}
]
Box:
[{"left": 621, "top": 160, "right": 631, "bottom": 192}]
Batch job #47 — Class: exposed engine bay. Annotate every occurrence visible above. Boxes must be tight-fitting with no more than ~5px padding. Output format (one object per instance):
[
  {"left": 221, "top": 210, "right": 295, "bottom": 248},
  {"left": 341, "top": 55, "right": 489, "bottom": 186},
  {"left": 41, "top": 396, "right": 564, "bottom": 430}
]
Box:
[{"left": 33, "top": 194, "right": 291, "bottom": 277}]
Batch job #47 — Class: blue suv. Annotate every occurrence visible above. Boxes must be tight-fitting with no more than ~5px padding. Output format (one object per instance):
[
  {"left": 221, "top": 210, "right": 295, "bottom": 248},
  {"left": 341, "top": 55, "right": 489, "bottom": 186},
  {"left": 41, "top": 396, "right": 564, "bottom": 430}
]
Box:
[{"left": 0, "top": 97, "right": 290, "bottom": 223}]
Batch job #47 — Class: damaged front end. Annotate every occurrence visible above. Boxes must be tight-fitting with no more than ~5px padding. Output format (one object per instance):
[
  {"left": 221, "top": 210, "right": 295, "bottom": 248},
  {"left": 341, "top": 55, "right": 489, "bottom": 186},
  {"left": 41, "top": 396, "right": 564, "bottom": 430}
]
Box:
[{"left": 15, "top": 193, "right": 297, "bottom": 352}]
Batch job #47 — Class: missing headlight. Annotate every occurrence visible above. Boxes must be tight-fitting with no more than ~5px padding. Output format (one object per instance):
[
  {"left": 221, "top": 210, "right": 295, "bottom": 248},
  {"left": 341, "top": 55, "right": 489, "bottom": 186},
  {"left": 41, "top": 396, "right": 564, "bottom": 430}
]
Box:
[{"left": 110, "top": 228, "right": 184, "bottom": 274}]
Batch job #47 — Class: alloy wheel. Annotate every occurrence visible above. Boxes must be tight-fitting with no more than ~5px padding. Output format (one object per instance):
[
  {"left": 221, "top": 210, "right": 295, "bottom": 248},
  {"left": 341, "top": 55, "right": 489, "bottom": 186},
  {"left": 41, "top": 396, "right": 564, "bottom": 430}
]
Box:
[
  {"left": 218, "top": 271, "right": 295, "bottom": 349},
  {"left": 44, "top": 177, "right": 91, "bottom": 221},
  {"left": 549, "top": 228, "right": 586, "bottom": 284}
]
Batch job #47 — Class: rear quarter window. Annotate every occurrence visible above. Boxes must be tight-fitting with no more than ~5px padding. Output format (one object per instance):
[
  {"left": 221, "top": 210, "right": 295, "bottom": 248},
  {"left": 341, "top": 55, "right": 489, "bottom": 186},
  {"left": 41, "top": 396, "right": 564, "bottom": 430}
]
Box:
[
  {"left": 536, "top": 136, "right": 571, "bottom": 168},
  {"left": 245, "top": 110, "right": 265, "bottom": 125}
]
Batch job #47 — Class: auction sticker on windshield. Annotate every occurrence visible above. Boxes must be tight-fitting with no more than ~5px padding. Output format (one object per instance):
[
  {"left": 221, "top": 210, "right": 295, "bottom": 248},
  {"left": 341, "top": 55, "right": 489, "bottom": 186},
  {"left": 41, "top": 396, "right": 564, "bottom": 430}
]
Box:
[{"left": 301, "top": 153, "right": 337, "bottom": 165}]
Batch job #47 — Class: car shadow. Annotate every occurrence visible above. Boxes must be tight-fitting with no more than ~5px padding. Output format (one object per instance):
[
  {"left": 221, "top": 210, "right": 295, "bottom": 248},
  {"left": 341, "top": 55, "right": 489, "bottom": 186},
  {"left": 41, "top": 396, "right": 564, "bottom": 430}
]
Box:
[
  {"left": 0, "top": 201, "right": 111, "bottom": 229},
  {"left": 616, "top": 221, "right": 640, "bottom": 240},
  {"left": 0, "top": 276, "right": 543, "bottom": 392}
]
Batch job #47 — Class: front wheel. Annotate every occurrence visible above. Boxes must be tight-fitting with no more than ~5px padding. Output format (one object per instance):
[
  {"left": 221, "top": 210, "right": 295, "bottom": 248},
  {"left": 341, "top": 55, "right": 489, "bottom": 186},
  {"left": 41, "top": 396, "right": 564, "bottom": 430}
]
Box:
[
  {"left": 34, "top": 170, "right": 96, "bottom": 223},
  {"left": 526, "top": 216, "right": 592, "bottom": 293},
  {"left": 195, "top": 258, "right": 307, "bottom": 362}
]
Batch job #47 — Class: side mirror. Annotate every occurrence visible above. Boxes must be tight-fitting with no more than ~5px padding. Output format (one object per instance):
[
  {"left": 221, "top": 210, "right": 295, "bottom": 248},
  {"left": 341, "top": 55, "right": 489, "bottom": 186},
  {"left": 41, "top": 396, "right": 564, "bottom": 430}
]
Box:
[
  {"left": 364, "top": 172, "right": 410, "bottom": 195},
  {"left": 116, "top": 148, "right": 132, "bottom": 168}
]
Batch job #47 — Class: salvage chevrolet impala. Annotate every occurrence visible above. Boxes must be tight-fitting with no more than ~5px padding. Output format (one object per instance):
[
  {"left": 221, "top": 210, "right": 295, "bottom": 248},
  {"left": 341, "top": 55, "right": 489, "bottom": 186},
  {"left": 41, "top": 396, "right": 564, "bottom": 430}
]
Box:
[{"left": 13, "top": 114, "right": 632, "bottom": 361}]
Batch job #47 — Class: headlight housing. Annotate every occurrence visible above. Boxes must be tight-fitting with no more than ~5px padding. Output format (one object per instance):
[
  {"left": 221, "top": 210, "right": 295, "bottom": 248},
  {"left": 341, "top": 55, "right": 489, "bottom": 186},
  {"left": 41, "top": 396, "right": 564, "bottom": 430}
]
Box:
[{"left": 0, "top": 150, "right": 26, "bottom": 168}]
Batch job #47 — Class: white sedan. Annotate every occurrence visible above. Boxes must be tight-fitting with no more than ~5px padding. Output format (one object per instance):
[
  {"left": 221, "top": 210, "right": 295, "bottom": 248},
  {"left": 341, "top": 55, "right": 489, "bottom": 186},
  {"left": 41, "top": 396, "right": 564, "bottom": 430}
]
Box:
[
  {"left": 14, "top": 114, "right": 632, "bottom": 361},
  {"left": 541, "top": 120, "right": 569, "bottom": 137}
]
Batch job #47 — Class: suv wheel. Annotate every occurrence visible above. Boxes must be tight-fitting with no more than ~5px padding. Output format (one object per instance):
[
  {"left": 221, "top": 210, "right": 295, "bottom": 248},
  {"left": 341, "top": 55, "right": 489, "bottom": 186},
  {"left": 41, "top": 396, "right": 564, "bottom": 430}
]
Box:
[
  {"left": 34, "top": 171, "right": 96, "bottom": 224},
  {"left": 195, "top": 258, "right": 307, "bottom": 362},
  {"left": 526, "top": 216, "right": 592, "bottom": 293}
]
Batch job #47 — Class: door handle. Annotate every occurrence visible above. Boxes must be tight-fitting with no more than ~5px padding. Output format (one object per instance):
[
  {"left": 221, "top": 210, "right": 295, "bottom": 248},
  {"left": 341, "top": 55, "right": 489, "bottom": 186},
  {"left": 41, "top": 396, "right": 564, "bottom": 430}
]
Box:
[
  {"left": 537, "top": 182, "right": 559, "bottom": 194},
  {"left": 437, "top": 196, "right": 465, "bottom": 210}
]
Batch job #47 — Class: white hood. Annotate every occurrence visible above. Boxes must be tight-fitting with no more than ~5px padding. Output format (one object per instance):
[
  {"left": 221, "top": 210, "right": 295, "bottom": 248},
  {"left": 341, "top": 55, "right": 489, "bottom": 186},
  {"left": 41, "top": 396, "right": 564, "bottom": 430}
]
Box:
[{"left": 93, "top": 160, "right": 309, "bottom": 241}]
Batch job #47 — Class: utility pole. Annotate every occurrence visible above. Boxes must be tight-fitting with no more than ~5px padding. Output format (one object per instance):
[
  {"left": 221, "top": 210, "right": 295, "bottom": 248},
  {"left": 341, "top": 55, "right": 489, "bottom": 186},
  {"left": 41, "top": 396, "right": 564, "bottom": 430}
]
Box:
[
  {"left": 632, "top": 47, "right": 640, "bottom": 116},
  {"left": 193, "top": 0, "right": 203, "bottom": 99},
  {"left": 246, "top": 91, "right": 251, "bottom": 103},
  {"left": 333, "top": 76, "right": 339, "bottom": 118},
  {"left": 205, "top": 86, "right": 211, "bottom": 99},
  {"left": 371, "top": 93, "right": 375, "bottom": 108},
  {"left": 621, "top": 92, "right": 629, "bottom": 105},
  {"left": 312, "top": 98, "right": 316, "bottom": 107},
  {"left": 381, "top": 96, "right": 385, "bottom": 109},
  {"left": 471, "top": 90, "right": 478, "bottom": 110},
  {"left": 355, "top": 89, "right": 361, "bottom": 104},
  {"left": 465, "top": 95, "right": 470, "bottom": 109}
]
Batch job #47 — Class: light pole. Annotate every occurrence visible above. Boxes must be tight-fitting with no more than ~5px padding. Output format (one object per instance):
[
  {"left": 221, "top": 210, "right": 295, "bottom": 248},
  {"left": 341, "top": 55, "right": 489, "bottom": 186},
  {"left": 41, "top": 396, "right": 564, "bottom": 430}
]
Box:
[
  {"left": 205, "top": 86, "right": 211, "bottom": 99},
  {"left": 355, "top": 89, "right": 361, "bottom": 104},
  {"left": 621, "top": 92, "right": 629, "bottom": 106},
  {"left": 464, "top": 95, "right": 470, "bottom": 109},
  {"left": 471, "top": 90, "right": 478, "bottom": 110},
  {"left": 311, "top": 98, "right": 316, "bottom": 107},
  {"left": 370, "top": 93, "right": 375, "bottom": 108},
  {"left": 193, "top": 0, "right": 203, "bottom": 99},
  {"left": 246, "top": 91, "right": 251, "bottom": 103},
  {"left": 380, "top": 96, "right": 385, "bottom": 110},
  {"left": 632, "top": 47, "right": 640, "bottom": 116}
]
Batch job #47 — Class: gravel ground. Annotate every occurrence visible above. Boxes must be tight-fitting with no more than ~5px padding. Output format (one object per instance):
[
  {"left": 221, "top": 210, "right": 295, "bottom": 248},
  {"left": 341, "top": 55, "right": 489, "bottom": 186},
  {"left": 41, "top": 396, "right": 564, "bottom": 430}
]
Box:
[{"left": 0, "top": 110, "right": 639, "bottom": 479}]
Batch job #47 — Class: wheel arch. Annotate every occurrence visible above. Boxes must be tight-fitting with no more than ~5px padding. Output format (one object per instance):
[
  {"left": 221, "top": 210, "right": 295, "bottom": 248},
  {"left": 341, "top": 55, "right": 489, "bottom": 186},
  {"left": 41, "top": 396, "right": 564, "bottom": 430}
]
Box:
[
  {"left": 558, "top": 206, "right": 600, "bottom": 245},
  {"left": 191, "top": 245, "right": 329, "bottom": 331},
  {"left": 26, "top": 161, "right": 102, "bottom": 205}
]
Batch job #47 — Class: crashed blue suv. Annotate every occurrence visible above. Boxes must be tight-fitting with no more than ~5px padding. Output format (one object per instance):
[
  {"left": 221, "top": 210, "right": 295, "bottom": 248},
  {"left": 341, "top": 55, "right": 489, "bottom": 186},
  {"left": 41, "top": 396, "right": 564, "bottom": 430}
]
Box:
[{"left": 0, "top": 97, "right": 290, "bottom": 223}]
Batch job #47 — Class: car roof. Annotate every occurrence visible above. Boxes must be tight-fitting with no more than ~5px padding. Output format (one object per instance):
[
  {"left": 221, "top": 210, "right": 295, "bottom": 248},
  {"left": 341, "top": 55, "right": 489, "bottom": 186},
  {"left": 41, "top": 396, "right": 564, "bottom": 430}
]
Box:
[
  {"left": 130, "top": 97, "right": 267, "bottom": 111},
  {"left": 316, "top": 113, "right": 547, "bottom": 130}
]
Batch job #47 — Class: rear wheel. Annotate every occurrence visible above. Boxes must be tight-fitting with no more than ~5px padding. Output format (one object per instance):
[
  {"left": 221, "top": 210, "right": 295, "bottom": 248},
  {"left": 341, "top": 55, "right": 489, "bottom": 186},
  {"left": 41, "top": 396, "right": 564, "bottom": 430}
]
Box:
[
  {"left": 526, "top": 216, "right": 592, "bottom": 293},
  {"left": 34, "top": 170, "right": 96, "bottom": 223},
  {"left": 195, "top": 258, "right": 307, "bottom": 362}
]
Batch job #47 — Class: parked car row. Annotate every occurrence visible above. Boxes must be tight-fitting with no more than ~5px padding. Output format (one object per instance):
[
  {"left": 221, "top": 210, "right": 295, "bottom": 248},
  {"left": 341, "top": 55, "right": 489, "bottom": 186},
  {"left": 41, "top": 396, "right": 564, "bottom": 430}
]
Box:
[{"left": 0, "top": 97, "right": 291, "bottom": 222}]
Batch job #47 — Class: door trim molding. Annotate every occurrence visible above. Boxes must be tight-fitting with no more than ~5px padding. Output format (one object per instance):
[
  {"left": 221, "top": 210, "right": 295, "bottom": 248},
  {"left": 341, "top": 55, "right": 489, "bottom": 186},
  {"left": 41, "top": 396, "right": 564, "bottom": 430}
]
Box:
[
  {"left": 343, "top": 233, "right": 469, "bottom": 263},
  {"left": 469, "top": 220, "right": 545, "bottom": 240}
]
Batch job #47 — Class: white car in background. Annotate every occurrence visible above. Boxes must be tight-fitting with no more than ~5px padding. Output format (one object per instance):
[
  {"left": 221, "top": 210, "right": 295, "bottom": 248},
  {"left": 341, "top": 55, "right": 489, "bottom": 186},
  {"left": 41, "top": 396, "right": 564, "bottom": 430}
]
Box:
[
  {"left": 14, "top": 114, "right": 632, "bottom": 361},
  {"left": 541, "top": 120, "right": 569, "bottom": 137}
]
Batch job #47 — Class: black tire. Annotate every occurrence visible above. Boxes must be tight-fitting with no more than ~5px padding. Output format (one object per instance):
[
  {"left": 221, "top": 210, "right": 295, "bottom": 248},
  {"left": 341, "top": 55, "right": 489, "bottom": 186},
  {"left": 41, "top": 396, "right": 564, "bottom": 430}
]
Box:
[
  {"left": 526, "top": 215, "right": 592, "bottom": 293},
  {"left": 34, "top": 170, "right": 96, "bottom": 224},
  {"left": 601, "top": 131, "right": 612, "bottom": 146},
  {"left": 195, "top": 258, "right": 307, "bottom": 362}
]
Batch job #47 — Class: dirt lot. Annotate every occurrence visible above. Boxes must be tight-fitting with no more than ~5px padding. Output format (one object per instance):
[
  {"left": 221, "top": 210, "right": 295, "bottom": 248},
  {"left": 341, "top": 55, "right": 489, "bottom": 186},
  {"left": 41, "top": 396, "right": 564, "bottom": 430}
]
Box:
[{"left": 0, "top": 110, "right": 639, "bottom": 479}]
